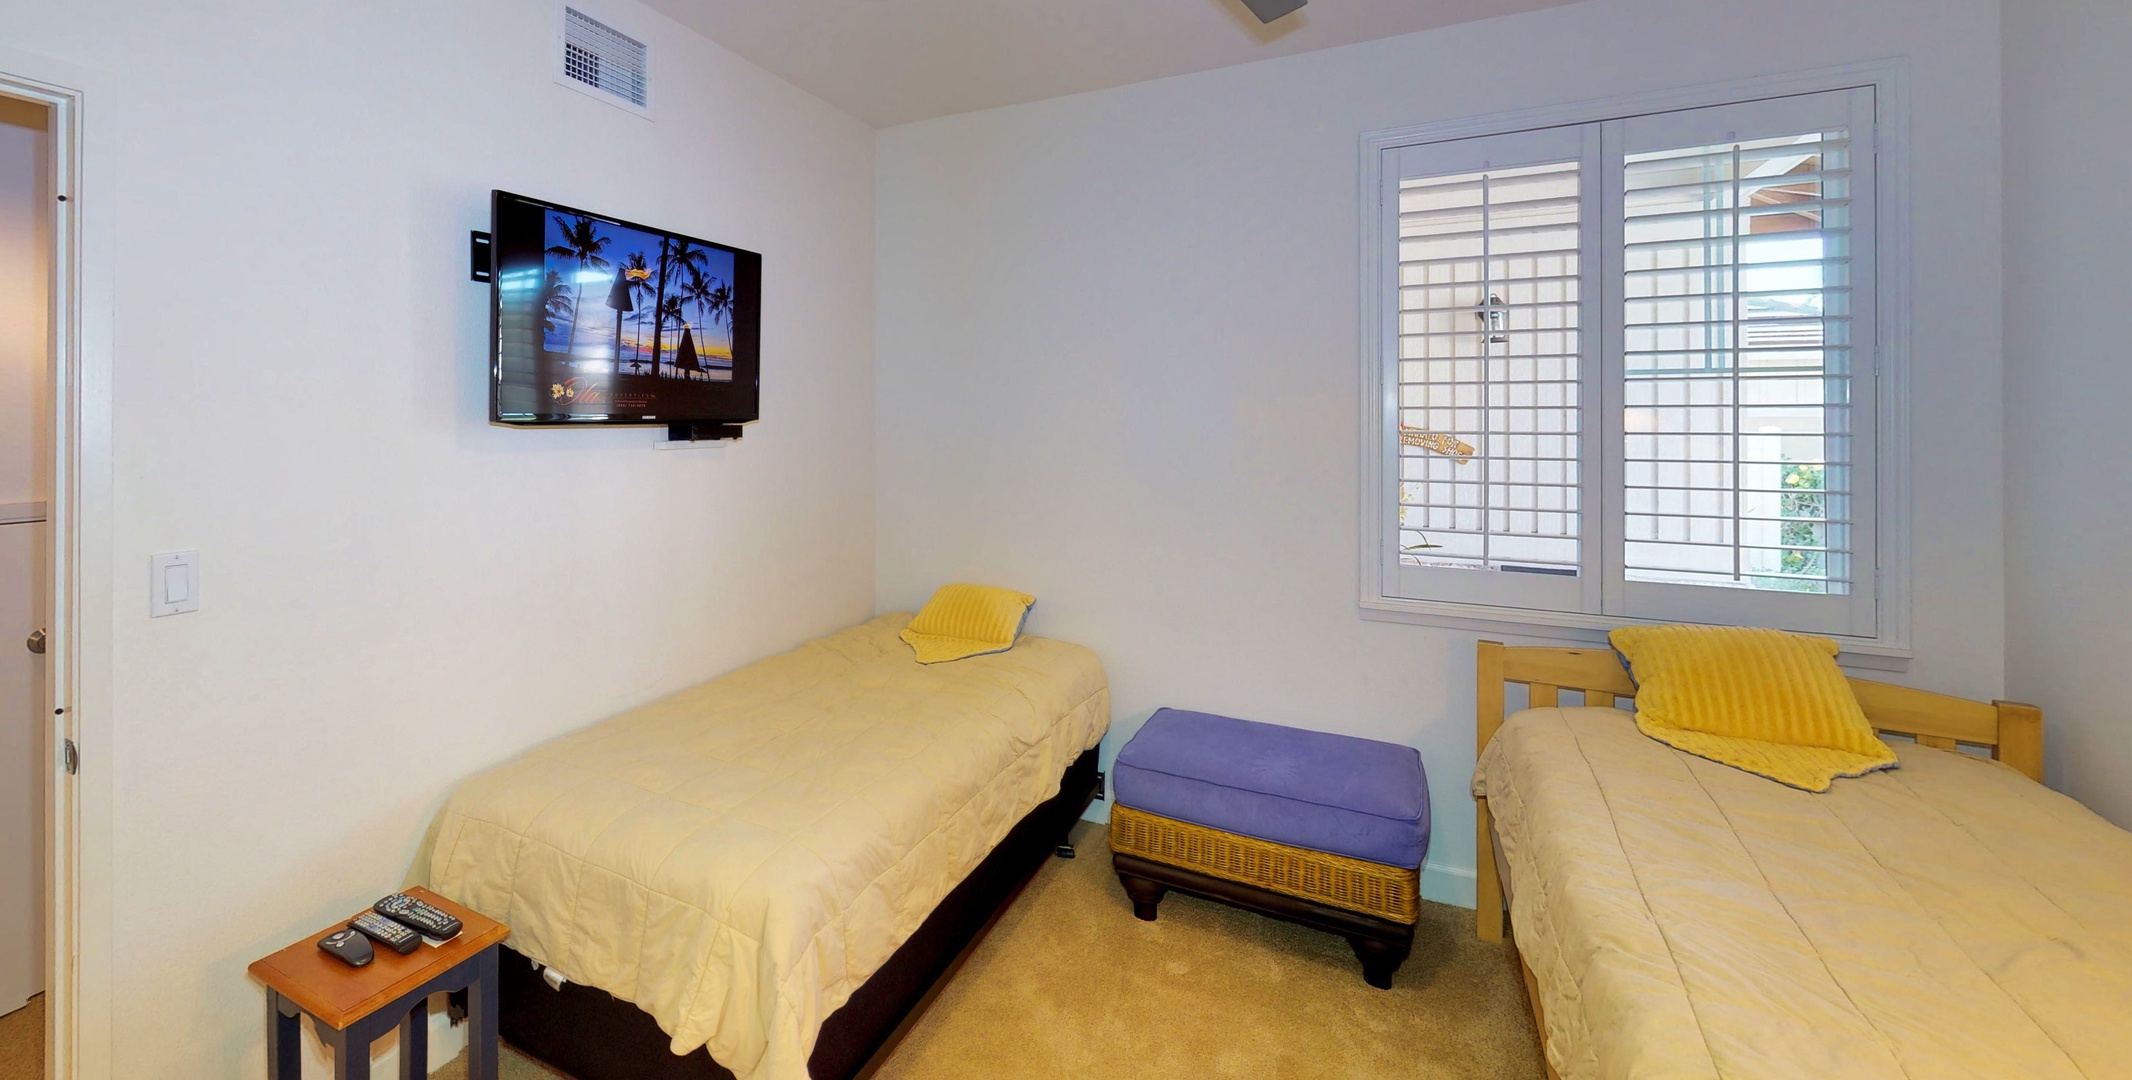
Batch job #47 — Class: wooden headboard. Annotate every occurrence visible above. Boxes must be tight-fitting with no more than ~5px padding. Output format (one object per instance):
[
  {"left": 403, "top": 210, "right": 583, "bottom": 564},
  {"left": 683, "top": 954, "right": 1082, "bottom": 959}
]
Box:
[{"left": 1471, "top": 639, "right": 2044, "bottom": 943}]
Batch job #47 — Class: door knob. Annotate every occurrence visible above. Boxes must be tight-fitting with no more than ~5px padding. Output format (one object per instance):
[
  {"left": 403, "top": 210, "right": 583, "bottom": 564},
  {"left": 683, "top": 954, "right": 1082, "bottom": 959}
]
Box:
[{"left": 25, "top": 629, "right": 44, "bottom": 655}]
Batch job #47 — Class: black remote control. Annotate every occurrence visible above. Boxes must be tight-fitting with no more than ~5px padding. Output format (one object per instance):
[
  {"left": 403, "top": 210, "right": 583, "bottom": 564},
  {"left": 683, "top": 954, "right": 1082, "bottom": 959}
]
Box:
[
  {"left": 350, "top": 911, "right": 422, "bottom": 955},
  {"left": 318, "top": 928, "right": 374, "bottom": 968},
  {"left": 374, "top": 893, "right": 463, "bottom": 941}
]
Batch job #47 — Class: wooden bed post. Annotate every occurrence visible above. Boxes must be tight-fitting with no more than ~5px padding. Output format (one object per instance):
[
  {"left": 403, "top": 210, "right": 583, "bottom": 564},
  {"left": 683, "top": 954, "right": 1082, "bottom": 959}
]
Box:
[
  {"left": 1993, "top": 700, "right": 2045, "bottom": 783},
  {"left": 1476, "top": 641, "right": 1507, "bottom": 944}
]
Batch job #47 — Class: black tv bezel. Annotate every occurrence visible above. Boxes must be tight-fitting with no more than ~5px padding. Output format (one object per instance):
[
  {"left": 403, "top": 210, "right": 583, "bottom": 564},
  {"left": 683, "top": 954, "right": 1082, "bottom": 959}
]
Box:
[{"left": 487, "top": 189, "right": 763, "bottom": 427}]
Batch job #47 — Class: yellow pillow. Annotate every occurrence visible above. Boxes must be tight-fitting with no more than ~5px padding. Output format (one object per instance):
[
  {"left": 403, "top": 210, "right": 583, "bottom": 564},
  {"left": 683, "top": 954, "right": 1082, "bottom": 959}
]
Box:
[
  {"left": 900, "top": 584, "right": 1037, "bottom": 664},
  {"left": 1609, "top": 624, "right": 1896, "bottom": 792}
]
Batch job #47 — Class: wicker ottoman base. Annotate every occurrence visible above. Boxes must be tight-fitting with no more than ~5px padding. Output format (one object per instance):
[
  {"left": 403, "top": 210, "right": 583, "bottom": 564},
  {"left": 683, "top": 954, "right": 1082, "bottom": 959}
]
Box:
[
  {"left": 1108, "top": 805, "right": 1418, "bottom": 989},
  {"left": 1108, "top": 804, "right": 1421, "bottom": 922}
]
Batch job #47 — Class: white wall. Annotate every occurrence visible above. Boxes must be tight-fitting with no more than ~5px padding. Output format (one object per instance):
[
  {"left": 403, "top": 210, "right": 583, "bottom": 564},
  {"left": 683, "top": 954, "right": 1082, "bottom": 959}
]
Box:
[
  {"left": 0, "top": 0, "right": 875, "bottom": 1075},
  {"left": 2003, "top": 0, "right": 2132, "bottom": 827},
  {"left": 876, "top": 0, "right": 2008, "bottom": 902}
]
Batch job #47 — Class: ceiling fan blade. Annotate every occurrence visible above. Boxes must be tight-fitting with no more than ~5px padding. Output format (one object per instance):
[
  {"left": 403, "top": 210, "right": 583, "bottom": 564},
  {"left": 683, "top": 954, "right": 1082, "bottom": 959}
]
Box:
[{"left": 1240, "top": 0, "right": 1307, "bottom": 24}]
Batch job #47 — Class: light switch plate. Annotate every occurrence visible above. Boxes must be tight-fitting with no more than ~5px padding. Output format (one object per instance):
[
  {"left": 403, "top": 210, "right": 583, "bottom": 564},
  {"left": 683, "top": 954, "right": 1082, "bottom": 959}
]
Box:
[{"left": 150, "top": 550, "right": 199, "bottom": 617}]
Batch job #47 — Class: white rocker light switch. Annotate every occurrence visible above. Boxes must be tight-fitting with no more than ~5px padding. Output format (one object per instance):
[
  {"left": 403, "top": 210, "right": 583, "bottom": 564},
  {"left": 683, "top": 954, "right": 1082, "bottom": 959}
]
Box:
[{"left": 150, "top": 550, "right": 200, "bottom": 617}]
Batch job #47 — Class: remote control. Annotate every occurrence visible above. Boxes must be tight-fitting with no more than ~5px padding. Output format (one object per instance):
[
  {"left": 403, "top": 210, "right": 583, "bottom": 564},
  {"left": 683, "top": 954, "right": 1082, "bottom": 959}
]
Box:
[
  {"left": 349, "top": 910, "right": 422, "bottom": 955},
  {"left": 318, "top": 928, "right": 374, "bottom": 968},
  {"left": 374, "top": 893, "right": 463, "bottom": 941}
]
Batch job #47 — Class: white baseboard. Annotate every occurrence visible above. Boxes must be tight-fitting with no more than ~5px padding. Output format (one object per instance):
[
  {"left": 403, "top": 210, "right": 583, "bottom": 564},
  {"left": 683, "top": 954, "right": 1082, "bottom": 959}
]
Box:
[{"left": 1421, "top": 862, "right": 1477, "bottom": 909}]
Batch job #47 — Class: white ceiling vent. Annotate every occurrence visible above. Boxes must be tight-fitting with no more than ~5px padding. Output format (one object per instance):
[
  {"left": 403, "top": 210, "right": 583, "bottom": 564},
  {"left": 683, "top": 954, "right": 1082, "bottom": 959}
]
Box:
[{"left": 557, "top": 6, "right": 651, "bottom": 118}]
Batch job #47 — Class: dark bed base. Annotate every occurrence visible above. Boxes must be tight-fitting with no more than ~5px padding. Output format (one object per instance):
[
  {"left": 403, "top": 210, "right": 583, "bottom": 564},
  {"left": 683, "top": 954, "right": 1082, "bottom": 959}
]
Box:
[
  {"left": 495, "top": 747, "right": 1103, "bottom": 1080},
  {"left": 1112, "top": 851, "right": 1415, "bottom": 989}
]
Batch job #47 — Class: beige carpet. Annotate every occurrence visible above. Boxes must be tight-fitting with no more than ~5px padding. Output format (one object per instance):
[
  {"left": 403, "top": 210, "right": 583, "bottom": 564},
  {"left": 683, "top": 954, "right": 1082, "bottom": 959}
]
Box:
[
  {"left": 438, "top": 821, "right": 1542, "bottom": 1080},
  {"left": 0, "top": 996, "right": 40, "bottom": 1080}
]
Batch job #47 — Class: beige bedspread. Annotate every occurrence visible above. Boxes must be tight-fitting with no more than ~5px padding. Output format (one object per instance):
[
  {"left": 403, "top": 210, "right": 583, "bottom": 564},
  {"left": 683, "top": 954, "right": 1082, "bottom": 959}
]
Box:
[
  {"left": 1475, "top": 707, "right": 2132, "bottom": 1080},
  {"left": 414, "top": 614, "right": 1109, "bottom": 1080}
]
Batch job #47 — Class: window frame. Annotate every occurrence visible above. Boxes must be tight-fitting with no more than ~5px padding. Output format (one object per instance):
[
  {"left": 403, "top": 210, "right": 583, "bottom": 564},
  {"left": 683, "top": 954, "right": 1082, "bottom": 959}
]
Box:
[{"left": 1357, "top": 62, "right": 1912, "bottom": 658}]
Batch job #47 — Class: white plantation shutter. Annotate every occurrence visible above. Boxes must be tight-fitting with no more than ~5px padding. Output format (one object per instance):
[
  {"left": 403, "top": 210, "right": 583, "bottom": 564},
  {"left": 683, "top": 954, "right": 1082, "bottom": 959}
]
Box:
[
  {"left": 1607, "top": 89, "right": 1878, "bottom": 635},
  {"left": 1383, "top": 126, "right": 1602, "bottom": 612},
  {"left": 1376, "top": 87, "right": 1881, "bottom": 638}
]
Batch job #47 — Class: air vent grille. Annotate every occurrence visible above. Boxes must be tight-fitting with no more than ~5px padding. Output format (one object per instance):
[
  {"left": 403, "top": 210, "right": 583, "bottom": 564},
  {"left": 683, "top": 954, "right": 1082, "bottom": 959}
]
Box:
[{"left": 562, "top": 8, "right": 648, "bottom": 108}]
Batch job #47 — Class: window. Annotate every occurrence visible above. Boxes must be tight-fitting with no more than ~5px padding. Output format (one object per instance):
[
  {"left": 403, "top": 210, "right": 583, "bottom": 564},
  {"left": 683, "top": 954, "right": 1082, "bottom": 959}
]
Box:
[{"left": 1365, "top": 85, "right": 1891, "bottom": 642}]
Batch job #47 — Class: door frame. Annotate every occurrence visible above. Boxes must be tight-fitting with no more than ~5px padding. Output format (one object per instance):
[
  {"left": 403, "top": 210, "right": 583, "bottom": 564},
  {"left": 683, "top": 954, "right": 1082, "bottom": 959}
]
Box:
[{"left": 0, "top": 46, "right": 114, "bottom": 1080}]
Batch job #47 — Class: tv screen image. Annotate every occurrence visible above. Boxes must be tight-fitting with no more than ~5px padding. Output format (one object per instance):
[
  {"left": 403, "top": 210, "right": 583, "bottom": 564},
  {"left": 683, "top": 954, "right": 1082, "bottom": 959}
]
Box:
[{"left": 489, "top": 190, "right": 761, "bottom": 426}]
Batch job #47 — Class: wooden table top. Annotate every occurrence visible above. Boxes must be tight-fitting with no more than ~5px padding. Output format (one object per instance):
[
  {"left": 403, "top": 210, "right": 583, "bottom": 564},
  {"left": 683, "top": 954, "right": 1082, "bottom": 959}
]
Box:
[{"left": 247, "top": 886, "right": 509, "bottom": 1031}]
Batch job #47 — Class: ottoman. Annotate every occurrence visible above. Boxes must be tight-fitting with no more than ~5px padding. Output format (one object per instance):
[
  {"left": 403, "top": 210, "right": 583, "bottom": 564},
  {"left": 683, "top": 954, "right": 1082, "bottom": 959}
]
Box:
[{"left": 1108, "top": 708, "right": 1431, "bottom": 989}]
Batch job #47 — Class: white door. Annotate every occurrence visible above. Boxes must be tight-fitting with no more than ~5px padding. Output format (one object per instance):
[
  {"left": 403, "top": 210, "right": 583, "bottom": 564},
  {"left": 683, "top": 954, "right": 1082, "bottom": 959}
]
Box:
[
  {"left": 0, "top": 519, "right": 42, "bottom": 1013},
  {"left": 0, "top": 94, "right": 50, "bottom": 1014}
]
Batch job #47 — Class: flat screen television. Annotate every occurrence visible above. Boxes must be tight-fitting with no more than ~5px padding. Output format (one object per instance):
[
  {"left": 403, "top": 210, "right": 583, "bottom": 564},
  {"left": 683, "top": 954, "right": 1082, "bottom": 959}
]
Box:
[{"left": 488, "top": 190, "right": 762, "bottom": 435}]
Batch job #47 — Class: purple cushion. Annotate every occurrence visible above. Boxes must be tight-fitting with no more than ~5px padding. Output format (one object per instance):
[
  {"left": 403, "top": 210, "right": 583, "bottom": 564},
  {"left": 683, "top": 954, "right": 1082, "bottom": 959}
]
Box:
[{"left": 1112, "top": 708, "right": 1430, "bottom": 869}]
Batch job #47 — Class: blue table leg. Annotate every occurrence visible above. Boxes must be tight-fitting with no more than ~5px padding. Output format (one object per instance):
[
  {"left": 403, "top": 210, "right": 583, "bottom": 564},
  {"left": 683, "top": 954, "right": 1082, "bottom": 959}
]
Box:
[
  {"left": 267, "top": 992, "right": 303, "bottom": 1080},
  {"left": 465, "top": 946, "right": 500, "bottom": 1080},
  {"left": 324, "top": 1022, "right": 371, "bottom": 1080},
  {"left": 398, "top": 1000, "right": 428, "bottom": 1080}
]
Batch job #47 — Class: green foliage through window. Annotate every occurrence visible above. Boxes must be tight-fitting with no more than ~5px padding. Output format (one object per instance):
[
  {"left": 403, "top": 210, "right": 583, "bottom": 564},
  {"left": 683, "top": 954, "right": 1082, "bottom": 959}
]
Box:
[{"left": 1779, "top": 462, "right": 1826, "bottom": 580}]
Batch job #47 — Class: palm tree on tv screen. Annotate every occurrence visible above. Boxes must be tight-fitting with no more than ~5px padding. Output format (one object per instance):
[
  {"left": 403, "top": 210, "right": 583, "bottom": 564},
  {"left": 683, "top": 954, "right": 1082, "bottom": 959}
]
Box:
[
  {"left": 707, "top": 281, "right": 734, "bottom": 330},
  {"left": 685, "top": 269, "right": 733, "bottom": 333},
  {"left": 656, "top": 295, "right": 687, "bottom": 376},
  {"left": 701, "top": 281, "right": 734, "bottom": 376},
  {"left": 680, "top": 266, "right": 728, "bottom": 352},
  {"left": 648, "top": 239, "right": 711, "bottom": 375},
  {"left": 539, "top": 270, "right": 574, "bottom": 339},
  {"left": 544, "top": 214, "right": 611, "bottom": 359}
]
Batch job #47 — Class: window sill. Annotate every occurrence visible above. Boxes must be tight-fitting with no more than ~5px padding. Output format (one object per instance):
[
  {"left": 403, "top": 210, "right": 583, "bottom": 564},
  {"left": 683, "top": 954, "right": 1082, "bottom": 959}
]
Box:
[{"left": 1358, "top": 594, "right": 1914, "bottom": 672}]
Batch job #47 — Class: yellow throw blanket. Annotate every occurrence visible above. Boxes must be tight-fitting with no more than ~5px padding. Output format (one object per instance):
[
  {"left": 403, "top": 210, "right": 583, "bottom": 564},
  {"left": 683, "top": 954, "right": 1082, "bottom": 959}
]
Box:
[
  {"left": 1478, "top": 708, "right": 2132, "bottom": 1080},
  {"left": 412, "top": 615, "right": 1109, "bottom": 1080}
]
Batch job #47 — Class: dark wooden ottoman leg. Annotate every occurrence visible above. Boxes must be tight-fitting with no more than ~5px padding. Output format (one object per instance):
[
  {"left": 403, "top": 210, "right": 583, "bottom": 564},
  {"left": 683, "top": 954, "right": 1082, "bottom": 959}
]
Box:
[
  {"left": 1349, "top": 932, "right": 1413, "bottom": 991},
  {"left": 1114, "top": 850, "right": 1418, "bottom": 988},
  {"left": 1116, "top": 869, "right": 1169, "bottom": 921}
]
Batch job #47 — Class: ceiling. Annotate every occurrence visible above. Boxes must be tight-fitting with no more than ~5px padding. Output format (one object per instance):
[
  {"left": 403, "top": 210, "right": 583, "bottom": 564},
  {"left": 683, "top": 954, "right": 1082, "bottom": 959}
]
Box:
[{"left": 643, "top": 0, "right": 1587, "bottom": 128}]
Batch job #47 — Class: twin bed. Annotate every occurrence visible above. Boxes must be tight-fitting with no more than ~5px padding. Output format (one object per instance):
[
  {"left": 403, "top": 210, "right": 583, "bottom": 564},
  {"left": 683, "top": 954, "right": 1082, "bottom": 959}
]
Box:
[
  {"left": 1473, "top": 641, "right": 2132, "bottom": 1079},
  {"left": 411, "top": 614, "right": 1109, "bottom": 1080}
]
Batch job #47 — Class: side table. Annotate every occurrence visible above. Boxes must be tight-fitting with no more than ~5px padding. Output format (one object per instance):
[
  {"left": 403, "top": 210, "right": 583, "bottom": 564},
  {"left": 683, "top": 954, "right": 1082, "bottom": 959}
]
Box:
[{"left": 247, "top": 886, "right": 509, "bottom": 1080}]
